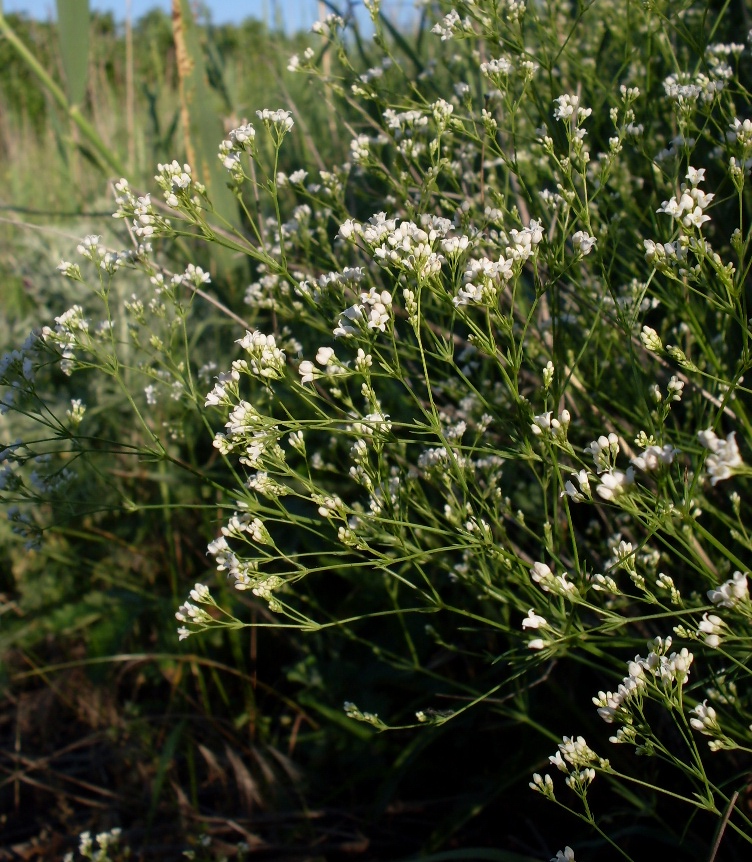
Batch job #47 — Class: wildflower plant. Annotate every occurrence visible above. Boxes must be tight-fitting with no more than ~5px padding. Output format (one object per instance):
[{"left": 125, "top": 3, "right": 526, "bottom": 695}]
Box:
[{"left": 4, "top": 0, "right": 752, "bottom": 855}]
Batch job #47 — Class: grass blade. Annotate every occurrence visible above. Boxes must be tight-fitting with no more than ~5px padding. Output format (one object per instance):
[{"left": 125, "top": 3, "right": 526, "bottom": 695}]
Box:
[
  {"left": 172, "top": 0, "right": 241, "bottom": 276},
  {"left": 56, "top": 0, "right": 90, "bottom": 106},
  {"left": 0, "top": 9, "right": 123, "bottom": 174}
]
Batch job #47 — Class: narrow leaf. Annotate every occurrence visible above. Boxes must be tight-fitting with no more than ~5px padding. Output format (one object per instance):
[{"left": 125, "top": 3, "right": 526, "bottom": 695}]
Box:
[
  {"left": 172, "top": 0, "right": 241, "bottom": 276},
  {"left": 56, "top": 0, "right": 90, "bottom": 106}
]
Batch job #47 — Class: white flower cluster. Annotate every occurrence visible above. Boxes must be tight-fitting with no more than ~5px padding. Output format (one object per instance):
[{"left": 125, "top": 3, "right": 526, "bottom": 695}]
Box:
[
  {"left": 155, "top": 160, "right": 203, "bottom": 208},
  {"left": 688, "top": 700, "right": 738, "bottom": 751},
  {"left": 417, "top": 446, "right": 469, "bottom": 474},
  {"left": 501, "top": 219, "right": 544, "bottom": 262},
  {"left": 604, "top": 537, "right": 635, "bottom": 574},
  {"left": 549, "top": 735, "right": 602, "bottom": 772},
  {"left": 178, "top": 263, "right": 211, "bottom": 288},
  {"left": 113, "top": 178, "right": 171, "bottom": 239},
  {"left": 545, "top": 735, "right": 607, "bottom": 794},
  {"left": 41, "top": 305, "right": 88, "bottom": 376},
  {"left": 383, "top": 107, "right": 428, "bottom": 137},
  {"left": 204, "top": 367, "right": 242, "bottom": 408},
  {"left": 236, "top": 330, "right": 286, "bottom": 380},
  {"left": 690, "top": 700, "right": 721, "bottom": 736},
  {"left": 246, "top": 470, "right": 289, "bottom": 498},
  {"left": 333, "top": 288, "right": 393, "bottom": 338},
  {"left": 286, "top": 47, "right": 315, "bottom": 72},
  {"left": 218, "top": 122, "right": 256, "bottom": 173},
  {"left": 256, "top": 108, "right": 294, "bottom": 136},
  {"left": 311, "top": 13, "right": 344, "bottom": 36},
  {"left": 76, "top": 233, "right": 106, "bottom": 263},
  {"left": 454, "top": 219, "right": 543, "bottom": 306},
  {"left": 583, "top": 433, "right": 634, "bottom": 501},
  {"left": 707, "top": 570, "right": 749, "bottom": 608},
  {"left": 341, "top": 212, "right": 457, "bottom": 281},
  {"left": 431, "top": 9, "right": 473, "bottom": 41},
  {"left": 656, "top": 167, "right": 714, "bottom": 230},
  {"left": 64, "top": 827, "right": 123, "bottom": 862},
  {"left": 697, "top": 612, "right": 726, "bottom": 648},
  {"left": 480, "top": 56, "right": 512, "bottom": 79},
  {"left": 350, "top": 134, "right": 371, "bottom": 164},
  {"left": 662, "top": 69, "right": 726, "bottom": 104},
  {"left": 205, "top": 535, "right": 284, "bottom": 610},
  {"left": 593, "top": 636, "right": 693, "bottom": 728},
  {"left": 563, "top": 469, "right": 592, "bottom": 502},
  {"left": 529, "top": 561, "right": 579, "bottom": 599},
  {"left": 630, "top": 443, "right": 677, "bottom": 472},
  {"left": 530, "top": 735, "right": 607, "bottom": 803},
  {"left": 726, "top": 116, "right": 752, "bottom": 151},
  {"left": 643, "top": 236, "right": 689, "bottom": 269},
  {"left": 531, "top": 408, "right": 570, "bottom": 441},
  {"left": 553, "top": 94, "right": 592, "bottom": 123},
  {"left": 455, "top": 255, "right": 512, "bottom": 305},
  {"left": 175, "top": 589, "right": 214, "bottom": 640},
  {"left": 221, "top": 512, "right": 272, "bottom": 545},
  {"left": 210, "top": 397, "right": 284, "bottom": 472},
  {"left": 697, "top": 428, "right": 743, "bottom": 485},
  {"left": 650, "top": 375, "right": 684, "bottom": 402}
]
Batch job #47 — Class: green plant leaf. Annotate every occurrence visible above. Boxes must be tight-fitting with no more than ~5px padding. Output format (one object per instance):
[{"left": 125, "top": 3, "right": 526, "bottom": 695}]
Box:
[
  {"left": 56, "top": 0, "right": 90, "bottom": 106},
  {"left": 148, "top": 719, "right": 186, "bottom": 828},
  {"left": 172, "top": 0, "right": 241, "bottom": 277}
]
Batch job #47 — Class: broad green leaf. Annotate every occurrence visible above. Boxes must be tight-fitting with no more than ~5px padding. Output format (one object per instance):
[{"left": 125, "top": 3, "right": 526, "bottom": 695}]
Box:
[{"left": 56, "top": 0, "right": 89, "bottom": 106}]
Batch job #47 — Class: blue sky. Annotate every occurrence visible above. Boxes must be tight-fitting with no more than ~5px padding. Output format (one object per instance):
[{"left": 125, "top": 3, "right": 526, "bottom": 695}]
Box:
[{"left": 1, "top": 0, "right": 414, "bottom": 28}]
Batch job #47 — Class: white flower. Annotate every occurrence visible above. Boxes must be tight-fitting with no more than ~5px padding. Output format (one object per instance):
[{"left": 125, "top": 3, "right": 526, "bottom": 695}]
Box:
[
  {"left": 189, "top": 583, "right": 211, "bottom": 603},
  {"left": 572, "top": 230, "right": 596, "bottom": 255},
  {"left": 640, "top": 325, "right": 663, "bottom": 352},
  {"left": 551, "top": 849, "right": 575, "bottom": 862},
  {"left": 315, "top": 346, "right": 335, "bottom": 366},
  {"left": 707, "top": 571, "right": 749, "bottom": 607},
  {"left": 698, "top": 428, "right": 743, "bottom": 484},
  {"left": 299, "top": 360, "right": 316, "bottom": 384},
  {"left": 530, "top": 561, "right": 554, "bottom": 587},
  {"left": 584, "top": 433, "right": 619, "bottom": 472},
  {"left": 554, "top": 94, "right": 591, "bottom": 122},
  {"left": 563, "top": 469, "right": 591, "bottom": 502},
  {"left": 690, "top": 700, "right": 719, "bottom": 735},
  {"left": 333, "top": 304, "right": 364, "bottom": 338},
  {"left": 529, "top": 772, "right": 554, "bottom": 796},
  {"left": 630, "top": 444, "right": 677, "bottom": 471},
  {"left": 256, "top": 108, "right": 294, "bottom": 133},
  {"left": 522, "top": 608, "right": 548, "bottom": 629},
  {"left": 596, "top": 468, "right": 634, "bottom": 501},
  {"left": 697, "top": 613, "right": 725, "bottom": 647}
]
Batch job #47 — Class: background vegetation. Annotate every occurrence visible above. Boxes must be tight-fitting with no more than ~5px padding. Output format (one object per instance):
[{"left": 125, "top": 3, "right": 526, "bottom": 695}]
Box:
[{"left": 0, "top": 7, "right": 370, "bottom": 859}]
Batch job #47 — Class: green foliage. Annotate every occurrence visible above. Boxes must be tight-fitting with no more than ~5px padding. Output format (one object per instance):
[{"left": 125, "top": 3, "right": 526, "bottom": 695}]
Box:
[
  {"left": 56, "top": 0, "right": 90, "bottom": 106},
  {"left": 4, "top": 0, "right": 752, "bottom": 860}
]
